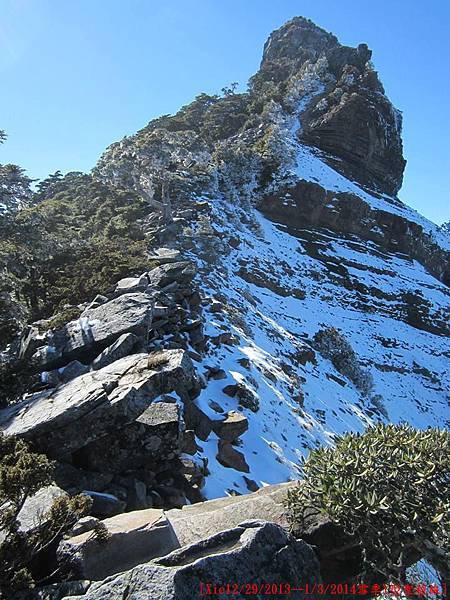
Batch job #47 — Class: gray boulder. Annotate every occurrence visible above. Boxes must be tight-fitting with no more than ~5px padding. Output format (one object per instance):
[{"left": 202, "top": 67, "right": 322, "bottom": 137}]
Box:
[
  {"left": 183, "top": 401, "right": 212, "bottom": 441},
  {"left": 58, "top": 508, "right": 180, "bottom": 581},
  {"left": 217, "top": 440, "right": 250, "bottom": 472},
  {"left": 75, "top": 402, "right": 184, "bottom": 473},
  {"left": 70, "top": 516, "right": 100, "bottom": 537},
  {"left": 17, "top": 485, "right": 67, "bottom": 534},
  {"left": 83, "top": 491, "right": 126, "bottom": 518},
  {"left": 59, "top": 360, "right": 90, "bottom": 383},
  {"left": 0, "top": 350, "right": 197, "bottom": 458},
  {"left": 148, "top": 247, "right": 182, "bottom": 264},
  {"left": 114, "top": 274, "right": 148, "bottom": 295},
  {"left": 63, "top": 521, "right": 320, "bottom": 599},
  {"left": 24, "top": 293, "right": 153, "bottom": 371},
  {"left": 147, "top": 261, "right": 196, "bottom": 289},
  {"left": 91, "top": 333, "right": 139, "bottom": 370},
  {"left": 212, "top": 411, "right": 248, "bottom": 441}
]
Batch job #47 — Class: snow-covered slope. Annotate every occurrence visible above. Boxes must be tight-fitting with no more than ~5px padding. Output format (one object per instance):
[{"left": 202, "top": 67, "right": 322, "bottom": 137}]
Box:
[
  {"left": 91, "top": 16, "right": 449, "bottom": 501},
  {"left": 185, "top": 147, "right": 449, "bottom": 499}
]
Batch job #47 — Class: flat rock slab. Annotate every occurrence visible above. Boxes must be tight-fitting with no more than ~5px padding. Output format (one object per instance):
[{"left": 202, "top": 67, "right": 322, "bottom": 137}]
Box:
[
  {"left": 114, "top": 274, "right": 148, "bottom": 295},
  {"left": 147, "top": 261, "right": 196, "bottom": 288},
  {"left": 58, "top": 508, "right": 180, "bottom": 581},
  {"left": 27, "top": 293, "right": 153, "bottom": 370},
  {"left": 166, "top": 482, "right": 296, "bottom": 547},
  {"left": 63, "top": 521, "right": 320, "bottom": 600},
  {"left": 0, "top": 350, "right": 196, "bottom": 458},
  {"left": 148, "top": 247, "right": 182, "bottom": 264}
]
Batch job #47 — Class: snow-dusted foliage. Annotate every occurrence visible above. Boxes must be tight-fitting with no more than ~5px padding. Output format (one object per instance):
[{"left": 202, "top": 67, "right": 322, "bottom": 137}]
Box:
[{"left": 313, "top": 327, "right": 374, "bottom": 395}]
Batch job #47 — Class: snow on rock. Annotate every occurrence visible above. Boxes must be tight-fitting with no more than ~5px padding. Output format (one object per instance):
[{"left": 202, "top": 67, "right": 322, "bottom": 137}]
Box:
[{"left": 183, "top": 155, "right": 449, "bottom": 499}]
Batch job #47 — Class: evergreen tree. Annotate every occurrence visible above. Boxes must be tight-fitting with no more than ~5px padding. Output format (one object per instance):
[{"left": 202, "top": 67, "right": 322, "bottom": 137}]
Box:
[
  {"left": 0, "top": 131, "right": 34, "bottom": 213},
  {"left": 35, "top": 170, "right": 64, "bottom": 202}
]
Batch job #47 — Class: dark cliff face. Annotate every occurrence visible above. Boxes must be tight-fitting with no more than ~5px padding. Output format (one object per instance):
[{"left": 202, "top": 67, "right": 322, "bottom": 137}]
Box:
[
  {"left": 255, "top": 17, "right": 406, "bottom": 197},
  {"left": 260, "top": 180, "right": 450, "bottom": 289}
]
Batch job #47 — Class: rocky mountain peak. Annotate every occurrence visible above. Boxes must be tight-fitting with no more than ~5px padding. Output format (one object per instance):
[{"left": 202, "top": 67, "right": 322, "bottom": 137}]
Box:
[
  {"left": 259, "top": 16, "right": 374, "bottom": 91},
  {"left": 261, "top": 17, "right": 339, "bottom": 69},
  {"left": 254, "top": 16, "right": 405, "bottom": 196},
  {"left": 0, "top": 16, "right": 448, "bottom": 595}
]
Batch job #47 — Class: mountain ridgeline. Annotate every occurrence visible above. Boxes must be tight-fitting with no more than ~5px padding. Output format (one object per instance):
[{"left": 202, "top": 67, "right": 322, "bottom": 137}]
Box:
[{"left": 0, "top": 17, "right": 449, "bottom": 594}]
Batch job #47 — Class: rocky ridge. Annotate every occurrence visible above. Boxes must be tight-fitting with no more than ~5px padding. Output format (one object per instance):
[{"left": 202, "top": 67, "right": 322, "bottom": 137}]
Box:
[
  {"left": 0, "top": 15, "right": 449, "bottom": 598},
  {"left": 1, "top": 11, "right": 449, "bottom": 510}
]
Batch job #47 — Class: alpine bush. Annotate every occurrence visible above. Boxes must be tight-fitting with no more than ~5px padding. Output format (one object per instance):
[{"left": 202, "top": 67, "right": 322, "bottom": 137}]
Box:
[
  {"left": 0, "top": 433, "right": 91, "bottom": 594},
  {"left": 285, "top": 424, "right": 449, "bottom": 582}
]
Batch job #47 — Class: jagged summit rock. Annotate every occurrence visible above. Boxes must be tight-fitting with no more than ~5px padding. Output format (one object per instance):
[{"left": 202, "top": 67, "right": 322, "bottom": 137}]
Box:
[
  {"left": 260, "top": 17, "right": 371, "bottom": 80},
  {"left": 255, "top": 16, "right": 405, "bottom": 195},
  {"left": 259, "top": 17, "right": 339, "bottom": 76}
]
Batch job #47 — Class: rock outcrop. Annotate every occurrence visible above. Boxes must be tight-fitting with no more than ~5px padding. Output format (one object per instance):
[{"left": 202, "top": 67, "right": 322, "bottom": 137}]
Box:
[
  {"left": 63, "top": 521, "right": 321, "bottom": 600},
  {"left": 16, "top": 485, "right": 68, "bottom": 535},
  {"left": 73, "top": 401, "right": 184, "bottom": 473},
  {"left": 256, "top": 16, "right": 405, "bottom": 196},
  {"left": 55, "top": 483, "right": 295, "bottom": 581},
  {"left": 20, "top": 293, "right": 153, "bottom": 371},
  {"left": 167, "top": 482, "right": 294, "bottom": 547},
  {"left": 58, "top": 508, "right": 180, "bottom": 581},
  {"left": 260, "top": 180, "right": 450, "bottom": 287},
  {"left": 0, "top": 350, "right": 197, "bottom": 458}
]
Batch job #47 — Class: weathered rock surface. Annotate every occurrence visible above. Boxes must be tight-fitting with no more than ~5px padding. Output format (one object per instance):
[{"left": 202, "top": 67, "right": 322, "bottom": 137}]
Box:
[
  {"left": 82, "top": 491, "right": 125, "bottom": 518},
  {"left": 217, "top": 439, "right": 249, "bottom": 472},
  {"left": 183, "top": 401, "right": 212, "bottom": 441},
  {"left": 55, "top": 482, "right": 295, "bottom": 584},
  {"left": 74, "top": 401, "right": 184, "bottom": 473},
  {"left": 212, "top": 410, "right": 249, "bottom": 441},
  {"left": 53, "top": 463, "right": 114, "bottom": 496},
  {"left": 181, "top": 429, "right": 199, "bottom": 454},
  {"left": 167, "top": 482, "right": 294, "bottom": 547},
  {"left": 59, "top": 360, "right": 90, "bottom": 383},
  {"left": 63, "top": 521, "right": 320, "bottom": 600},
  {"left": 70, "top": 516, "right": 100, "bottom": 537},
  {"left": 21, "top": 293, "right": 153, "bottom": 371},
  {"left": 148, "top": 247, "right": 182, "bottom": 264},
  {"left": 12, "top": 580, "right": 90, "bottom": 600},
  {"left": 17, "top": 485, "right": 67, "bottom": 534},
  {"left": 147, "top": 261, "right": 196, "bottom": 289},
  {"left": 58, "top": 508, "right": 179, "bottom": 581},
  {"left": 114, "top": 274, "right": 148, "bottom": 295},
  {"left": 91, "top": 332, "right": 139, "bottom": 370},
  {"left": 0, "top": 484, "right": 67, "bottom": 548},
  {"left": 0, "top": 350, "right": 197, "bottom": 457}
]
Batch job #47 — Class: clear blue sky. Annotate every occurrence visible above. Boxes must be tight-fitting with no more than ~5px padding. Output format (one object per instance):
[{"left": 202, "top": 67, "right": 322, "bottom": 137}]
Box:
[{"left": 1, "top": 0, "right": 449, "bottom": 224}]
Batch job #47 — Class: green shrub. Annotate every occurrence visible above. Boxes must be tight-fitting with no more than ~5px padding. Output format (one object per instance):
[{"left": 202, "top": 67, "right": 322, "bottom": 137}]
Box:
[
  {"left": 313, "top": 327, "right": 373, "bottom": 395},
  {"left": 41, "top": 306, "right": 82, "bottom": 332},
  {"left": 285, "top": 424, "right": 449, "bottom": 582},
  {"left": 0, "top": 433, "right": 91, "bottom": 593},
  {"left": 0, "top": 173, "right": 150, "bottom": 326}
]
